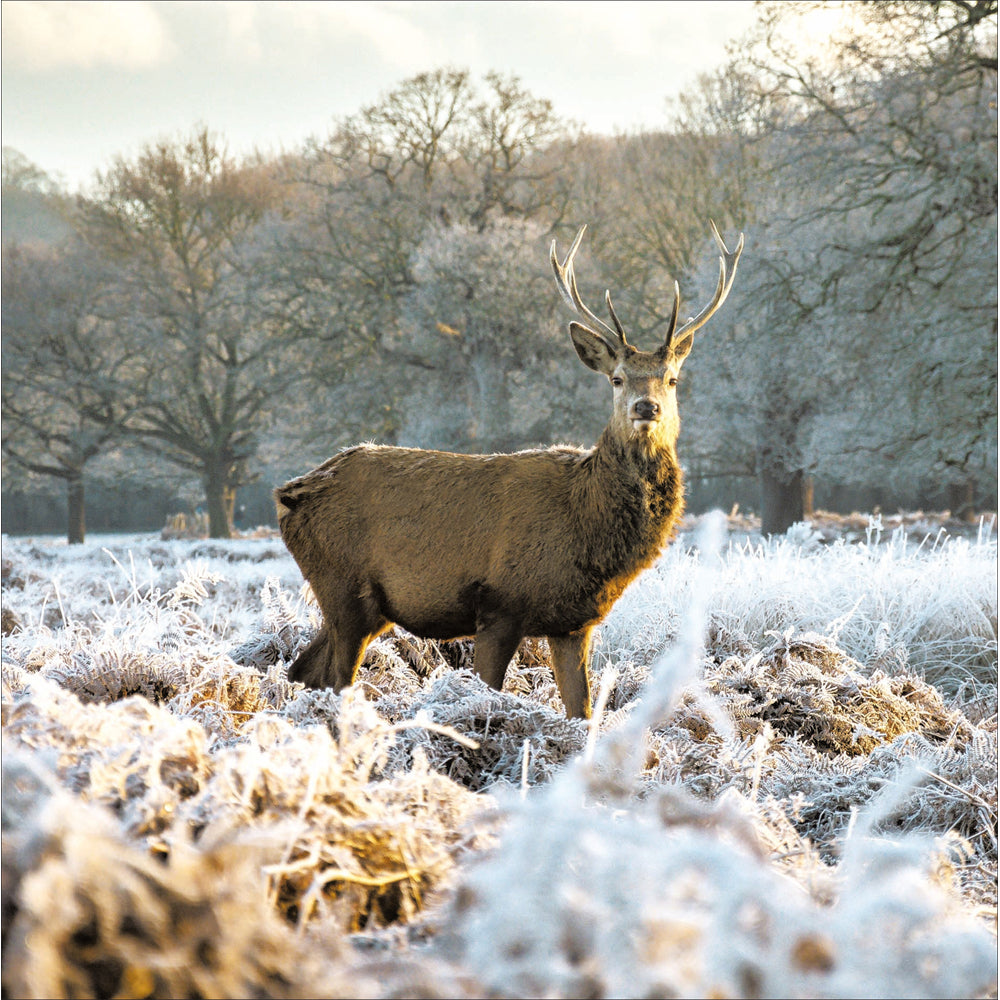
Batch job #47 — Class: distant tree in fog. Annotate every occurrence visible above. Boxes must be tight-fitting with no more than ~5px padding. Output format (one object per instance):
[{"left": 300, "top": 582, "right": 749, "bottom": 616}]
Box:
[
  {"left": 400, "top": 218, "right": 606, "bottom": 452},
  {"left": 1, "top": 147, "right": 72, "bottom": 246},
  {"left": 276, "top": 69, "right": 577, "bottom": 453},
  {"left": 1, "top": 240, "right": 139, "bottom": 543}
]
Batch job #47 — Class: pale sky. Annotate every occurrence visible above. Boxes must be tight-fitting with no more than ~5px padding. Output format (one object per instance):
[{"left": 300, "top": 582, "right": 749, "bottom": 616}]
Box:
[{"left": 1, "top": 0, "right": 759, "bottom": 192}]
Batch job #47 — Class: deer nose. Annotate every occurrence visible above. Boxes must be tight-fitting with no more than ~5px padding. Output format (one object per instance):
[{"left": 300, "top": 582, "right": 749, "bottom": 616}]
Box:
[{"left": 632, "top": 398, "right": 660, "bottom": 421}]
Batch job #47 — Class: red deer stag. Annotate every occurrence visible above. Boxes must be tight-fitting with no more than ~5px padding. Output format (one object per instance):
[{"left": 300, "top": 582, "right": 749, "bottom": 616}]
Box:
[{"left": 275, "top": 224, "right": 743, "bottom": 718}]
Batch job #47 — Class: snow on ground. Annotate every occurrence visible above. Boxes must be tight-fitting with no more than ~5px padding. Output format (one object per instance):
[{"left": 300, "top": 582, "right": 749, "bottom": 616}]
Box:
[{"left": 1, "top": 514, "right": 997, "bottom": 998}]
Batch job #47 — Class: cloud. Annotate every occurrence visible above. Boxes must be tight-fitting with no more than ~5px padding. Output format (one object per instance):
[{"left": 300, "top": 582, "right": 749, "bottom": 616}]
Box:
[
  {"left": 330, "top": 4, "right": 436, "bottom": 73},
  {"left": 2, "top": 1, "right": 174, "bottom": 71},
  {"left": 563, "top": 1, "right": 752, "bottom": 70},
  {"left": 169, "top": 1, "right": 436, "bottom": 76}
]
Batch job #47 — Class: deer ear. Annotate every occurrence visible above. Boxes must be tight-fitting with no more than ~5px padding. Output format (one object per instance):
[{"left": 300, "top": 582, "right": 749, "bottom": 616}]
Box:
[
  {"left": 569, "top": 322, "right": 618, "bottom": 375},
  {"left": 671, "top": 333, "right": 694, "bottom": 363}
]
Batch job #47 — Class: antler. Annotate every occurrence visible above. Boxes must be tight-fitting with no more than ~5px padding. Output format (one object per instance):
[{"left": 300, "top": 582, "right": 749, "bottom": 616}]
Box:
[
  {"left": 550, "top": 226, "right": 631, "bottom": 351},
  {"left": 553, "top": 222, "right": 745, "bottom": 358},
  {"left": 666, "top": 221, "right": 744, "bottom": 352}
]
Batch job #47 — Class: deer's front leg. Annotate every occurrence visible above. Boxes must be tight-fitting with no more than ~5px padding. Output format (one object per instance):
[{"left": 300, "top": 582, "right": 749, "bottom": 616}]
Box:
[
  {"left": 548, "top": 629, "right": 593, "bottom": 719},
  {"left": 288, "top": 623, "right": 371, "bottom": 690}
]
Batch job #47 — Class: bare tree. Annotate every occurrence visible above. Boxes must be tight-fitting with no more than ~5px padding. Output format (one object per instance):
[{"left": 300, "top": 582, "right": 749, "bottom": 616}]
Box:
[
  {"left": 462, "top": 71, "right": 574, "bottom": 229},
  {"left": 276, "top": 70, "right": 576, "bottom": 453},
  {"left": 81, "top": 129, "right": 295, "bottom": 538},
  {"left": 399, "top": 218, "right": 605, "bottom": 452},
  {"left": 671, "top": 0, "right": 996, "bottom": 531}
]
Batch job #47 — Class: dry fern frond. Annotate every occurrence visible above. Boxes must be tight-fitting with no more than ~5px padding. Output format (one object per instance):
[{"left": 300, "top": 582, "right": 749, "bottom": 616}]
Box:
[
  {"left": 2, "top": 747, "right": 347, "bottom": 1000},
  {"left": 374, "top": 669, "right": 588, "bottom": 791}
]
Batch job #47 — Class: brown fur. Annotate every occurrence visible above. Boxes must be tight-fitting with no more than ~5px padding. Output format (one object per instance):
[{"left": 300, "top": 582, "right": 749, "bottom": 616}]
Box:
[{"left": 275, "top": 226, "right": 741, "bottom": 717}]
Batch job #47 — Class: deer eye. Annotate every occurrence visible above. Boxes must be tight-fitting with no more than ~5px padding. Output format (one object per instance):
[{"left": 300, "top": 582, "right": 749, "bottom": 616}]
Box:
[
  {"left": 611, "top": 376, "right": 624, "bottom": 387},
  {"left": 668, "top": 377, "right": 678, "bottom": 388}
]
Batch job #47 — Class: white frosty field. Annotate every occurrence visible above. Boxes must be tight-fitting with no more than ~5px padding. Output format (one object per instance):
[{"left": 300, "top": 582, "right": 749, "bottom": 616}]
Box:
[{"left": 1, "top": 513, "right": 997, "bottom": 999}]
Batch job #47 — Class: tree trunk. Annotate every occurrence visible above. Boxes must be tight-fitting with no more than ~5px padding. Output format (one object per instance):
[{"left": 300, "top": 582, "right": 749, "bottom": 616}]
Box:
[
  {"left": 204, "top": 470, "right": 234, "bottom": 539},
  {"left": 67, "top": 475, "right": 86, "bottom": 545},
  {"left": 224, "top": 486, "right": 237, "bottom": 533},
  {"left": 946, "top": 478, "right": 977, "bottom": 523},
  {"left": 803, "top": 475, "right": 815, "bottom": 519},
  {"left": 760, "top": 467, "right": 805, "bottom": 536}
]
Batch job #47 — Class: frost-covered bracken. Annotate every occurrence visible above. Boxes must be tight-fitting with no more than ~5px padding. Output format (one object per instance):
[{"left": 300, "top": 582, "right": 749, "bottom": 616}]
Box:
[{"left": 1, "top": 515, "right": 996, "bottom": 998}]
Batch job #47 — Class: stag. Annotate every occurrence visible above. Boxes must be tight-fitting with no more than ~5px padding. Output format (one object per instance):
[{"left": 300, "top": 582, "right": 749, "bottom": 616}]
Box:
[{"left": 275, "top": 224, "right": 743, "bottom": 718}]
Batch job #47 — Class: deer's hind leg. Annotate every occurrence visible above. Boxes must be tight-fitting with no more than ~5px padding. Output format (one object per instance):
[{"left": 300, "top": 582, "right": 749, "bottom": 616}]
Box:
[{"left": 289, "top": 579, "right": 388, "bottom": 690}]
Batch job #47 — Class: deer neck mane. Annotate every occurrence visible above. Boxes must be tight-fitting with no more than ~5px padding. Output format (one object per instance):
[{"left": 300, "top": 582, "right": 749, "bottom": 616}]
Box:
[
  {"left": 572, "top": 426, "right": 685, "bottom": 578},
  {"left": 592, "top": 425, "right": 681, "bottom": 492}
]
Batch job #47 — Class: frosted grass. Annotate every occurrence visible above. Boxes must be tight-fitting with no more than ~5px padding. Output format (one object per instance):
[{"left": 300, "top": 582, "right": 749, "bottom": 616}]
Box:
[
  {"left": 2, "top": 519, "right": 997, "bottom": 998},
  {"left": 600, "top": 519, "right": 998, "bottom": 692}
]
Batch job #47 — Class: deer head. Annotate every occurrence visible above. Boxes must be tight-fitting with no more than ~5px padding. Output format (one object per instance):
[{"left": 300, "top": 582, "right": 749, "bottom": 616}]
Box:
[{"left": 551, "top": 223, "right": 744, "bottom": 453}]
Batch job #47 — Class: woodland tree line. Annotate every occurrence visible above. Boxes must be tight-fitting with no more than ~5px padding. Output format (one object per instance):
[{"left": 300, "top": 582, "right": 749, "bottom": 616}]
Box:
[{"left": 2, "top": 1, "right": 996, "bottom": 541}]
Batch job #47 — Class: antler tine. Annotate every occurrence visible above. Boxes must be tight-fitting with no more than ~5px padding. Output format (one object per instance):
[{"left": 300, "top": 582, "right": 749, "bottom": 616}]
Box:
[
  {"left": 549, "top": 226, "right": 586, "bottom": 309},
  {"left": 672, "top": 222, "right": 745, "bottom": 347},
  {"left": 660, "top": 280, "right": 681, "bottom": 353},
  {"left": 604, "top": 290, "right": 627, "bottom": 340},
  {"left": 550, "top": 226, "right": 628, "bottom": 348}
]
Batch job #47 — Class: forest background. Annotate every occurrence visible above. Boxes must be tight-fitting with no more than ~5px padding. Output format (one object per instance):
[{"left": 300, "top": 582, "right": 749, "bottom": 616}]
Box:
[{"left": 2, "top": 0, "right": 997, "bottom": 542}]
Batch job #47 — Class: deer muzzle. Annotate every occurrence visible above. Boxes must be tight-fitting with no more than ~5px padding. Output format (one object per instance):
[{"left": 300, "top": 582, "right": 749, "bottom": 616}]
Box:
[{"left": 630, "top": 398, "right": 660, "bottom": 429}]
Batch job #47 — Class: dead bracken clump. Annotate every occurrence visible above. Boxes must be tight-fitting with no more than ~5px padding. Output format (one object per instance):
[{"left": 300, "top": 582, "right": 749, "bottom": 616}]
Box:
[
  {"left": 205, "top": 698, "right": 499, "bottom": 931},
  {"left": 630, "top": 629, "right": 995, "bottom": 863},
  {"left": 374, "top": 667, "right": 588, "bottom": 791},
  {"left": 2, "top": 750, "right": 323, "bottom": 1000},
  {"left": 706, "top": 629, "right": 972, "bottom": 755},
  {"left": 1, "top": 607, "right": 22, "bottom": 635},
  {"left": 2, "top": 746, "right": 484, "bottom": 1000}
]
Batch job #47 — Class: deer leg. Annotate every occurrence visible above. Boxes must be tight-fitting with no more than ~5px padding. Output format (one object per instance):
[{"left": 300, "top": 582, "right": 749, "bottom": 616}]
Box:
[
  {"left": 548, "top": 629, "right": 593, "bottom": 719},
  {"left": 289, "top": 620, "right": 379, "bottom": 690},
  {"left": 328, "top": 619, "right": 376, "bottom": 689},
  {"left": 287, "top": 628, "right": 332, "bottom": 687},
  {"left": 290, "top": 579, "right": 386, "bottom": 690},
  {"left": 473, "top": 619, "right": 524, "bottom": 691}
]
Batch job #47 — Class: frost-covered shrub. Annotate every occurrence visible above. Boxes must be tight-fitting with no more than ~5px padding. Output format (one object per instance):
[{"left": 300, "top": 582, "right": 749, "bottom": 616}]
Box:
[
  {"left": 443, "top": 552, "right": 997, "bottom": 999},
  {"left": 444, "top": 775, "right": 997, "bottom": 999},
  {"left": 2, "top": 746, "right": 332, "bottom": 1000}
]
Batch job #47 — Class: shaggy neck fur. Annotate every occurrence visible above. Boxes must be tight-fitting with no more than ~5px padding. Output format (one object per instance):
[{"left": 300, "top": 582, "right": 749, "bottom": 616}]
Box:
[{"left": 575, "top": 427, "right": 685, "bottom": 583}]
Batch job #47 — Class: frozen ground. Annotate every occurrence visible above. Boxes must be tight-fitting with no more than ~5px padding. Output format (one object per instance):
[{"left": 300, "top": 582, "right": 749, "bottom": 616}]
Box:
[{"left": 1, "top": 513, "right": 997, "bottom": 998}]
